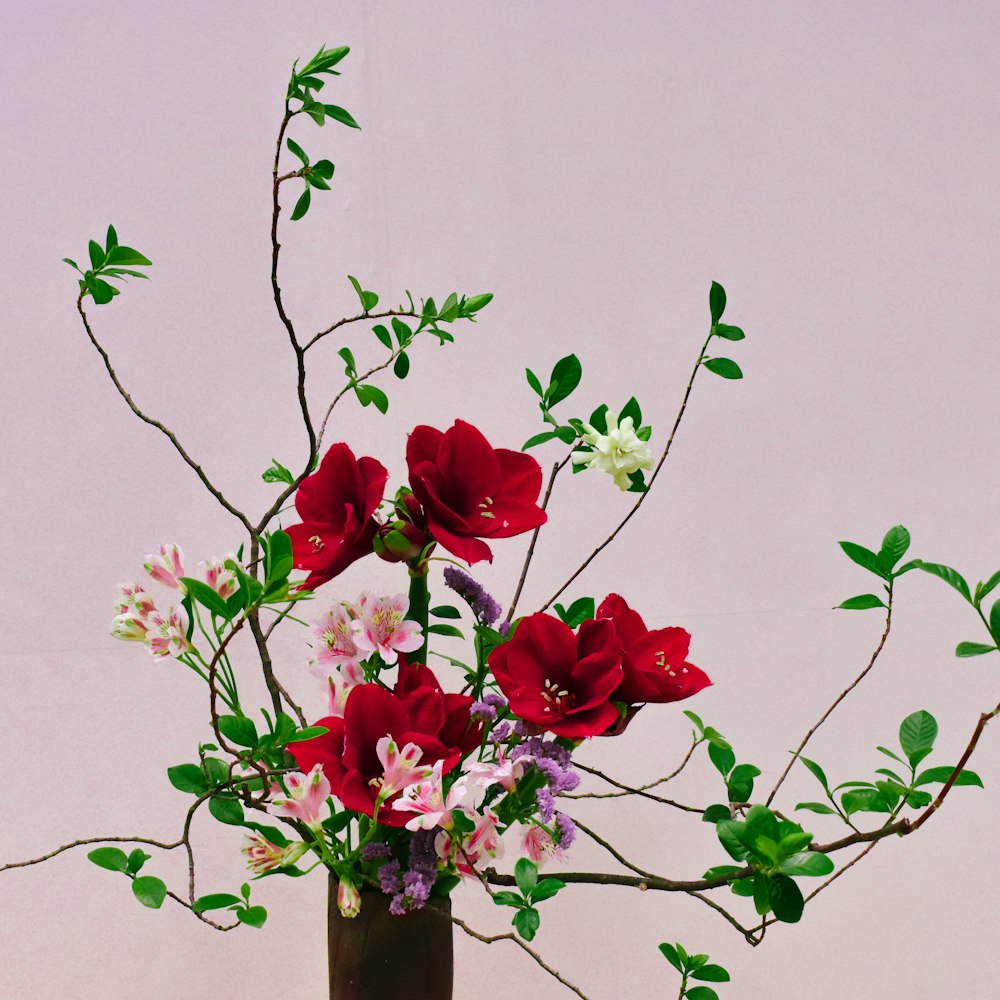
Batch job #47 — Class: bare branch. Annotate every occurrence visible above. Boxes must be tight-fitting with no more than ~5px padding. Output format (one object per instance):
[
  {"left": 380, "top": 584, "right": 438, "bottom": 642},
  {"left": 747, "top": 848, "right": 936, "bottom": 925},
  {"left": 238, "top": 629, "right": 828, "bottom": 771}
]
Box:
[
  {"left": 567, "top": 762, "right": 704, "bottom": 812},
  {"left": 767, "top": 582, "right": 894, "bottom": 805},
  {"left": 303, "top": 308, "right": 419, "bottom": 352}
]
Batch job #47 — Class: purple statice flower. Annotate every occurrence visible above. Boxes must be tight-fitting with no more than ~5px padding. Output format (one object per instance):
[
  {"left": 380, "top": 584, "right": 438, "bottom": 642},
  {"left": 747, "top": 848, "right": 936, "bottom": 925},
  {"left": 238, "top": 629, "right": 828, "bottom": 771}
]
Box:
[
  {"left": 378, "top": 859, "right": 402, "bottom": 895},
  {"left": 536, "top": 786, "right": 556, "bottom": 823},
  {"left": 512, "top": 719, "right": 532, "bottom": 739},
  {"left": 484, "top": 693, "right": 507, "bottom": 710},
  {"left": 498, "top": 621, "right": 512, "bottom": 638},
  {"left": 490, "top": 721, "right": 512, "bottom": 743},
  {"left": 554, "top": 812, "right": 576, "bottom": 850},
  {"left": 470, "top": 700, "right": 497, "bottom": 723},
  {"left": 443, "top": 566, "right": 502, "bottom": 626},
  {"left": 535, "top": 755, "right": 580, "bottom": 794},
  {"left": 361, "top": 843, "right": 392, "bottom": 862},
  {"left": 390, "top": 829, "right": 439, "bottom": 915}
]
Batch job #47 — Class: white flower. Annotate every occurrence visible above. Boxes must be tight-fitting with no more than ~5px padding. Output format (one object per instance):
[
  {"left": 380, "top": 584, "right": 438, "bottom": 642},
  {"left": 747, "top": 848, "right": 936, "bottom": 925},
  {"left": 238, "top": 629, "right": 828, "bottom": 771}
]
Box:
[{"left": 571, "top": 410, "right": 654, "bottom": 491}]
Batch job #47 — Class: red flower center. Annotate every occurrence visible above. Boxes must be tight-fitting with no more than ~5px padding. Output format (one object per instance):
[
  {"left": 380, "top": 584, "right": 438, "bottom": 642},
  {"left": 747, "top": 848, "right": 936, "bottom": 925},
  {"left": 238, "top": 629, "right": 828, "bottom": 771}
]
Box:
[{"left": 540, "top": 678, "right": 574, "bottom": 712}]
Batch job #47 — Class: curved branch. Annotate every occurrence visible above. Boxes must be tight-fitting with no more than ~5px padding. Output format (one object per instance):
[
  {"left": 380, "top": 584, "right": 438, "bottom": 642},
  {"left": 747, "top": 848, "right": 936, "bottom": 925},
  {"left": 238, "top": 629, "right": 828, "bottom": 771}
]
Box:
[
  {"left": 303, "top": 308, "right": 418, "bottom": 352},
  {"left": 567, "top": 762, "right": 704, "bottom": 812},
  {"left": 539, "top": 330, "right": 714, "bottom": 612},
  {"left": 767, "top": 582, "right": 894, "bottom": 805},
  {"left": 76, "top": 299, "right": 253, "bottom": 533}
]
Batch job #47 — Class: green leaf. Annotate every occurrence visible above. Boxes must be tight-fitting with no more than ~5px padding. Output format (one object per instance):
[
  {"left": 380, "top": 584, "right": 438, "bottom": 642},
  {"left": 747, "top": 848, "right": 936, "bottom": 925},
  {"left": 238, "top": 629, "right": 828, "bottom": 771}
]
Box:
[
  {"left": 956, "top": 641, "right": 997, "bottom": 657},
  {"left": 990, "top": 598, "right": 1000, "bottom": 639},
  {"left": 87, "top": 847, "right": 129, "bottom": 872},
  {"left": 703, "top": 865, "right": 742, "bottom": 880},
  {"left": 619, "top": 396, "right": 642, "bottom": 428},
  {"left": 768, "top": 873, "right": 804, "bottom": 923},
  {"left": 523, "top": 431, "right": 558, "bottom": 450},
  {"left": 914, "top": 766, "right": 983, "bottom": 788},
  {"left": 490, "top": 891, "right": 524, "bottom": 909},
  {"left": 337, "top": 346, "right": 357, "bottom": 373},
  {"left": 347, "top": 276, "right": 369, "bottom": 311},
  {"left": 529, "top": 877, "right": 565, "bottom": 902},
  {"left": 287, "top": 725, "right": 330, "bottom": 743},
  {"left": 685, "top": 988, "right": 721, "bottom": 1000},
  {"left": 588, "top": 403, "right": 609, "bottom": 434},
  {"left": 554, "top": 425, "right": 577, "bottom": 445},
  {"left": 391, "top": 317, "right": 413, "bottom": 347},
  {"left": 703, "top": 357, "right": 743, "bottom": 379},
  {"left": 290, "top": 186, "right": 311, "bottom": 221},
  {"left": 780, "top": 852, "right": 834, "bottom": 877},
  {"left": 464, "top": 292, "right": 493, "bottom": 313},
  {"left": 193, "top": 893, "right": 241, "bottom": 912},
  {"left": 513, "top": 907, "right": 540, "bottom": 941},
  {"left": 877, "top": 525, "right": 910, "bottom": 572},
  {"left": 525, "top": 368, "right": 543, "bottom": 396},
  {"left": 514, "top": 858, "right": 538, "bottom": 895},
  {"left": 430, "top": 605, "right": 462, "bottom": 619},
  {"left": 63, "top": 258, "right": 81, "bottom": 270},
  {"left": 752, "top": 873, "right": 772, "bottom": 915},
  {"left": 209, "top": 796, "right": 245, "bottom": 826},
  {"left": 218, "top": 714, "right": 258, "bottom": 748},
  {"left": 105, "top": 224, "right": 119, "bottom": 250},
  {"left": 355, "top": 384, "right": 389, "bottom": 414},
  {"left": 373, "top": 324, "right": 393, "bottom": 349},
  {"left": 730, "top": 877, "right": 755, "bottom": 897},
  {"left": 727, "top": 763, "right": 761, "bottom": 802},
  {"left": 286, "top": 137, "right": 309, "bottom": 165},
  {"left": 917, "top": 561, "right": 971, "bottom": 602},
  {"left": 836, "top": 594, "right": 887, "bottom": 610},
  {"left": 899, "top": 710, "right": 937, "bottom": 764},
  {"left": 179, "top": 577, "right": 231, "bottom": 619},
  {"left": 553, "top": 596, "right": 595, "bottom": 628},
  {"left": 796, "top": 754, "right": 830, "bottom": 792},
  {"left": 691, "top": 965, "right": 731, "bottom": 983},
  {"left": 795, "top": 801, "right": 837, "bottom": 815},
  {"left": 838, "top": 541, "right": 888, "bottom": 579},
  {"left": 237, "top": 906, "right": 268, "bottom": 928},
  {"left": 323, "top": 104, "right": 360, "bottom": 128},
  {"left": 262, "top": 458, "right": 295, "bottom": 484},
  {"left": 132, "top": 876, "right": 167, "bottom": 909},
  {"left": 702, "top": 804, "right": 732, "bottom": 824},
  {"left": 312, "top": 159, "right": 335, "bottom": 180},
  {"left": 547, "top": 354, "right": 583, "bottom": 406},
  {"left": 91, "top": 279, "right": 116, "bottom": 305},
  {"left": 438, "top": 292, "right": 460, "bottom": 322},
  {"left": 167, "top": 763, "right": 208, "bottom": 795},
  {"left": 658, "top": 942, "right": 683, "bottom": 973},
  {"left": 393, "top": 352, "right": 410, "bottom": 379},
  {"left": 716, "top": 820, "right": 749, "bottom": 862},
  {"left": 683, "top": 710, "right": 705, "bottom": 734},
  {"left": 427, "top": 623, "right": 465, "bottom": 639},
  {"left": 977, "top": 569, "right": 1000, "bottom": 603},
  {"left": 126, "top": 849, "right": 150, "bottom": 875},
  {"left": 709, "top": 281, "right": 727, "bottom": 324},
  {"left": 714, "top": 323, "right": 744, "bottom": 341},
  {"left": 105, "top": 246, "right": 152, "bottom": 267},
  {"left": 842, "top": 788, "right": 890, "bottom": 815},
  {"left": 88, "top": 239, "right": 106, "bottom": 270},
  {"left": 708, "top": 741, "right": 735, "bottom": 778}
]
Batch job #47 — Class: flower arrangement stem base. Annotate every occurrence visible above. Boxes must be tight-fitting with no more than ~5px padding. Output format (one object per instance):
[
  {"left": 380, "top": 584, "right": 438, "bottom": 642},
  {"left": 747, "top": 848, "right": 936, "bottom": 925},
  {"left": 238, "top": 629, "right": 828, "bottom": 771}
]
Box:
[{"left": 328, "top": 881, "right": 454, "bottom": 1000}]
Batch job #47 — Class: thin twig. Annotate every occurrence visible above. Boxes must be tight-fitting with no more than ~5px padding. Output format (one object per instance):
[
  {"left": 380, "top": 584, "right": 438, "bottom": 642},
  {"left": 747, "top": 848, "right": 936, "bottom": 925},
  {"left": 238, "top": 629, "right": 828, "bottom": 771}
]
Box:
[
  {"left": 76, "top": 299, "right": 253, "bottom": 533},
  {"left": 567, "top": 762, "right": 704, "bottom": 812},
  {"left": 539, "top": 330, "right": 715, "bottom": 612},
  {"left": 687, "top": 890, "right": 761, "bottom": 945},
  {"left": 506, "top": 455, "right": 572, "bottom": 623},
  {"left": 767, "top": 583, "right": 894, "bottom": 805},
  {"left": 569, "top": 817, "right": 655, "bottom": 878},
  {"left": 303, "top": 308, "right": 419, "bottom": 352}
]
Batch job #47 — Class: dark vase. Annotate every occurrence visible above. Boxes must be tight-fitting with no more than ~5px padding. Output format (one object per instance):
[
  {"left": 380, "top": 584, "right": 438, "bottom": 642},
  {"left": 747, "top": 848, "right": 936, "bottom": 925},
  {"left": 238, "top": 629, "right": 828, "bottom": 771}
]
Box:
[{"left": 328, "top": 880, "right": 454, "bottom": 1000}]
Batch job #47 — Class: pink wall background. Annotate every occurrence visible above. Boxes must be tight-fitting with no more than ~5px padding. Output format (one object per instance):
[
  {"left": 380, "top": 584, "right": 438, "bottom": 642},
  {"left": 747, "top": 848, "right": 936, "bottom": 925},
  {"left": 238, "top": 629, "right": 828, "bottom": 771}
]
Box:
[{"left": 2, "top": 2, "right": 998, "bottom": 997}]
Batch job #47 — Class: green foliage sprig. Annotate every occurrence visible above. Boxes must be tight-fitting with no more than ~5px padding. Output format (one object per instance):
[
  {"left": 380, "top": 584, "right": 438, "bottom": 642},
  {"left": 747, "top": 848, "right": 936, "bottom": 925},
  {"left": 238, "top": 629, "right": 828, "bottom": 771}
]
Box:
[{"left": 64, "top": 225, "right": 151, "bottom": 304}]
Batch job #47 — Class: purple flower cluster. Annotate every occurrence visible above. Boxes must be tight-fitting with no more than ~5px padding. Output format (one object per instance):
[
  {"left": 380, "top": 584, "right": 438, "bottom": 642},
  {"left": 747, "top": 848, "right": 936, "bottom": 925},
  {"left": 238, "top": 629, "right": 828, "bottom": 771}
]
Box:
[
  {"left": 470, "top": 692, "right": 507, "bottom": 723},
  {"left": 443, "top": 566, "right": 502, "bottom": 626},
  {"left": 378, "top": 859, "right": 402, "bottom": 895},
  {"left": 490, "top": 721, "right": 512, "bottom": 743},
  {"left": 389, "top": 829, "right": 438, "bottom": 916},
  {"left": 511, "top": 736, "right": 580, "bottom": 822},
  {"left": 554, "top": 812, "right": 576, "bottom": 849},
  {"left": 360, "top": 842, "right": 392, "bottom": 862}
]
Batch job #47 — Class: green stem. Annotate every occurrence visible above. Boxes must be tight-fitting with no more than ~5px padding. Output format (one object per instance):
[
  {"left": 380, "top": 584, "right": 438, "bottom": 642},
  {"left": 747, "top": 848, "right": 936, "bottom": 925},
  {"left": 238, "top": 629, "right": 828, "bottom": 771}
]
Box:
[{"left": 409, "top": 570, "right": 430, "bottom": 664}]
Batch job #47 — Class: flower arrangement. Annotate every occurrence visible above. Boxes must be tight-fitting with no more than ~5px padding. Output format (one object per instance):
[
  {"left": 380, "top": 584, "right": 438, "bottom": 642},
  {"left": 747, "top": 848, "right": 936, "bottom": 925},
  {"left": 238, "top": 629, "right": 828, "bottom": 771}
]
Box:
[{"left": 5, "top": 40, "right": 999, "bottom": 1000}]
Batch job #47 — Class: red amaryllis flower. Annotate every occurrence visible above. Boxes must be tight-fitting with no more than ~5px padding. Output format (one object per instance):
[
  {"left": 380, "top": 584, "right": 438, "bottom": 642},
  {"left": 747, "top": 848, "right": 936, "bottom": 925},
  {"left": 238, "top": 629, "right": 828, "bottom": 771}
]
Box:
[
  {"left": 597, "top": 594, "right": 711, "bottom": 705},
  {"left": 286, "top": 443, "right": 389, "bottom": 590},
  {"left": 288, "top": 664, "right": 479, "bottom": 826},
  {"left": 488, "top": 614, "right": 623, "bottom": 738},
  {"left": 405, "top": 419, "right": 547, "bottom": 564}
]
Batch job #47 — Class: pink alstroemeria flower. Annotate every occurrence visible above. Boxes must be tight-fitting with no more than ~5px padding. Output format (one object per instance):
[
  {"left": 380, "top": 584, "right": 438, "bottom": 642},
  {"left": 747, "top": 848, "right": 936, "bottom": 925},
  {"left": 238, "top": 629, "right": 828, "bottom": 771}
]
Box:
[
  {"left": 144, "top": 544, "right": 186, "bottom": 592},
  {"left": 326, "top": 664, "right": 364, "bottom": 718},
  {"left": 522, "top": 824, "right": 567, "bottom": 868},
  {"left": 352, "top": 593, "right": 423, "bottom": 666},
  {"left": 145, "top": 607, "right": 192, "bottom": 658},
  {"left": 112, "top": 614, "right": 150, "bottom": 643},
  {"left": 374, "top": 735, "right": 434, "bottom": 801},
  {"left": 242, "top": 832, "right": 307, "bottom": 874},
  {"left": 337, "top": 877, "right": 361, "bottom": 918},
  {"left": 312, "top": 603, "right": 365, "bottom": 672},
  {"left": 116, "top": 582, "right": 156, "bottom": 619},
  {"left": 201, "top": 557, "right": 238, "bottom": 600},
  {"left": 391, "top": 760, "right": 466, "bottom": 831},
  {"left": 464, "top": 746, "right": 531, "bottom": 794},
  {"left": 272, "top": 763, "right": 331, "bottom": 831},
  {"left": 436, "top": 807, "right": 505, "bottom": 878}
]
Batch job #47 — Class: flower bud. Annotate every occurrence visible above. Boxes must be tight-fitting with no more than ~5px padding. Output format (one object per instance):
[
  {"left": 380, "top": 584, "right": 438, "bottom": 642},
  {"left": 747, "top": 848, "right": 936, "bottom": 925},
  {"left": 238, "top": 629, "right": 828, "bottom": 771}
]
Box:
[
  {"left": 373, "top": 520, "right": 433, "bottom": 565},
  {"left": 337, "top": 876, "right": 362, "bottom": 919}
]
